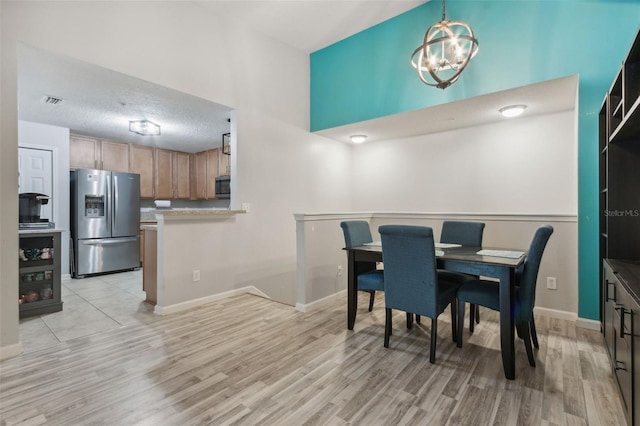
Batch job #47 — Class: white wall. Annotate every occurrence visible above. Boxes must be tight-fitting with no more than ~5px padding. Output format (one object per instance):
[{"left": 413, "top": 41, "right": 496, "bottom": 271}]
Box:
[
  {"left": 1, "top": 2, "right": 351, "bottom": 357},
  {"left": 18, "top": 121, "right": 70, "bottom": 276},
  {"left": 351, "top": 111, "right": 577, "bottom": 215},
  {"left": 295, "top": 109, "right": 581, "bottom": 320}
]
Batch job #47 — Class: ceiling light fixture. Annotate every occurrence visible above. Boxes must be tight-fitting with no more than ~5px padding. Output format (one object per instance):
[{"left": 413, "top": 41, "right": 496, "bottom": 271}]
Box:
[
  {"left": 129, "top": 119, "right": 160, "bottom": 136},
  {"left": 410, "top": 0, "right": 479, "bottom": 89},
  {"left": 499, "top": 105, "right": 527, "bottom": 118},
  {"left": 350, "top": 135, "right": 367, "bottom": 144}
]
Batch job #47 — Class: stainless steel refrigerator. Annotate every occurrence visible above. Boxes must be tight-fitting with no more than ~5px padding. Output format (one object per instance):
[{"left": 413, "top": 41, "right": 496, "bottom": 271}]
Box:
[{"left": 70, "top": 169, "right": 140, "bottom": 278}]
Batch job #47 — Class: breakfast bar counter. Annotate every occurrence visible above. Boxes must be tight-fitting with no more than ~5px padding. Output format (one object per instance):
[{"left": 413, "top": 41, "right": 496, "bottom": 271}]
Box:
[{"left": 141, "top": 209, "right": 245, "bottom": 222}]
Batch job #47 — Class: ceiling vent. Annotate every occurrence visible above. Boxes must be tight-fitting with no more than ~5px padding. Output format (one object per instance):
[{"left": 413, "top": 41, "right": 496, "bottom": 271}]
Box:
[{"left": 41, "top": 95, "right": 64, "bottom": 105}]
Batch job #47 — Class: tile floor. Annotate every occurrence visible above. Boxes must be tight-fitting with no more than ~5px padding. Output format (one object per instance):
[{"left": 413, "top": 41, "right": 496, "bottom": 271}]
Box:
[{"left": 19, "top": 269, "right": 156, "bottom": 354}]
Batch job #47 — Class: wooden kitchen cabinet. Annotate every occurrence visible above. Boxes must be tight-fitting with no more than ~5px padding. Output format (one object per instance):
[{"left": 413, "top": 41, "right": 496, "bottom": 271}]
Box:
[
  {"left": 193, "top": 148, "right": 220, "bottom": 200},
  {"left": 69, "top": 135, "right": 100, "bottom": 169},
  {"left": 69, "top": 135, "right": 129, "bottom": 172},
  {"left": 173, "top": 151, "right": 192, "bottom": 199},
  {"left": 100, "top": 140, "right": 129, "bottom": 172},
  {"left": 206, "top": 148, "right": 220, "bottom": 198},
  {"left": 142, "top": 226, "right": 157, "bottom": 305},
  {"left": 194, "top": 151, "right": 207, "bottom": 199},
  {"left": 154, "top": 148, "right": 193, "bottom": 199},
  {"left": 154, "top": 149, "right": 173, "bottom": 199},
  {"left": 129, "top": 145, "right": 155, "bottom": 198},
  {"left": 219, "top": 150, "right": 230, "bottom": 176},
  {"left": 139, "top": 228, "right": 144, "bottom": 267}
]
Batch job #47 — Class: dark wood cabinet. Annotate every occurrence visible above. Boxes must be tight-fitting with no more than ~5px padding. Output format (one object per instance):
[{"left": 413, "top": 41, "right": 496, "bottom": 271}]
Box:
[
  {"left": 18, "top": 230, "right": 63, "bottom": 318},
  {"left": 600, "top": 28, "right": 640, "bottom": 426},
  {"left": 603, "top": 260, "right": 639, "bottom": 426}
]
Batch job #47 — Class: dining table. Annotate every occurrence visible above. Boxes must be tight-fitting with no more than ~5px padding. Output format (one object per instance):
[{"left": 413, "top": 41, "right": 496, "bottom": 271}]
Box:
[{"left": 344, "top": 243, "right": 527, "bottom": 380}]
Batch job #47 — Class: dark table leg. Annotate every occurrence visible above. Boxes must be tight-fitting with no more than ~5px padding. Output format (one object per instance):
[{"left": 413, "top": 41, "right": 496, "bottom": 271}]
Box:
[
  {"left": 498, "top": 267, "right": 516, "bottom": 380},
  {"left": 347, "top": 250, "right": 357, "bottom": 330}
]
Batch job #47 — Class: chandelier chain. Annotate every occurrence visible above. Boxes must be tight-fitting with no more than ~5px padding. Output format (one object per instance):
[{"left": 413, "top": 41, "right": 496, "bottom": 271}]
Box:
[{"left": 441, "top": 0, "right": 446, "bottom": 21}]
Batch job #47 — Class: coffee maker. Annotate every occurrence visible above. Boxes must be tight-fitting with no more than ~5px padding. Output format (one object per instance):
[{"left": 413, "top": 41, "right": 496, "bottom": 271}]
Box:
[{"left": 19, "top": 192, "right": 54, "bottom": 229}]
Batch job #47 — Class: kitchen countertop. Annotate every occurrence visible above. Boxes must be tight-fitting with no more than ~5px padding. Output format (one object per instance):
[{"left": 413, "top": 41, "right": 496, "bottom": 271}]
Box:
[
  {"left": 141, "top": 209, "right": 245, "bottom": 222},
  {"left": 19, "top": 228, "right": 64, "bottom": 235}
]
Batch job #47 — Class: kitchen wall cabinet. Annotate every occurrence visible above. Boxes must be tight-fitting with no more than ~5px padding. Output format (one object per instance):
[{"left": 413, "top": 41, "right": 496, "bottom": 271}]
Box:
[
  {"left": 219, "top": 150, "right": 230, "bottom": 176},
  {"left": 154, "top": 149, "right": 192, "bottom": 199},
  {"left": 194, "top": 151, "right": 207, "bottom": 199},
  {"left": 154, "top": 148, "right": 173, "bottom": 199},
  {"left": 19, "top": 230, "right": 63, "bottom": 318},
  {"left": 71, "top": 134, "right": 225, "bottom": 200},
  {"left": 600, "top": 28, "right": 640, "bottom": 426},
  {"left": 100, "top": 140, "right": 129, "bottom": 172},
  {"left": 69, "top": 135, "right": 100, "bottom": 169},
  {"left": 173, "top": 151, "right": 192, "bottom": 199},
  {"left": 69, "top": 135, "right": 129, "bottom": 172},
  {"left": 129, "top": 145, "right": 155, "bottom": 199},
  {"left": 193, "top": 148, "right": 221, "bottom": 200},
  {"left": 207, "top": 148, "right": 220, "bottom": 198}
]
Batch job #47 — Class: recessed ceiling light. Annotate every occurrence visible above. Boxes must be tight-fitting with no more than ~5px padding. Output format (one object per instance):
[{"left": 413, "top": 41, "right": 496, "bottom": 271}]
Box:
[
  {"left": 350, "top": 135, "right": 367, "bottom": 143},
  {"left": 499, "top": 105, "right": 527, "bottom": 118}
]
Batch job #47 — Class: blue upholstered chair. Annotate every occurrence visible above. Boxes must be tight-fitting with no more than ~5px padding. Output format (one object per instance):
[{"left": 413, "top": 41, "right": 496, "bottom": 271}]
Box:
[
  {"left": 340, "top": 221, "right": 385, "bottom": 313},
  {"left": 438, "top": 220, "right": 486, "bottom": 329},
  {"left": 379, "top": 225, "right": 460, "bottom": 364},
  {"left": 415, "top": 221, "right": 485, "bottom": 328},
  {"left": 455, "top": 225, "right": 553, "bottom": 367}
]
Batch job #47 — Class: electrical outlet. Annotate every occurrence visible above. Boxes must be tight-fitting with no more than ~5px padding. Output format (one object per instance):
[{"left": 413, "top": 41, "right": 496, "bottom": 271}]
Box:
[
  {"left": 242, "top": 202, "right": 251, "bottom": 213},
  {"left": 192, "top": 270, "right": 201, "bottom": 282},
  {"left": 337, "top": 265, "right": 343, "bottom": 276},
  {"left": 546, "top": 277, "right": 557, "bottom": 290}
]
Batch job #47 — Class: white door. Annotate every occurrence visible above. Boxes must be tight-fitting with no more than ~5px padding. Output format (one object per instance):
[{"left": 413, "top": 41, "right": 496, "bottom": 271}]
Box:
[{"left": 18, "top": 147, "right": 53, "bottom": 221}]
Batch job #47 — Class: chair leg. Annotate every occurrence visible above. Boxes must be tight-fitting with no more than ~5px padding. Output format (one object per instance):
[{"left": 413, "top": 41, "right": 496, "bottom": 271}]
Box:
[
  {"left": 416, "top": 315, "right": 421, "bottom": 324},
  {"left": 457, "top": 299, "right": 465, "bottom": 348},
  {"left": 429, "top": 318, "right": 438, "bottom": 363},
  {"left": 384, "top": 308, "right": 392, "bottom": 348},
  {"left": 469, "top": 304, "right": 475, "bottom": 334},
  {"left": 475, "top": 306, "right": 480, "bottom": 324},
  {"left": 368, "top": 291, "right": 375, "bottom": 312},
  {"left": 406, "top": 312, "right": 413, "bottom": 329},
  {"left": 530, "top": 317, "right": 539, "bottom": 349},
  {"left": 517, "top": 322, "right": 536, "bottom": 367},
  {"left": 450, "top": 301, "right": 457, "bottom": 343}
]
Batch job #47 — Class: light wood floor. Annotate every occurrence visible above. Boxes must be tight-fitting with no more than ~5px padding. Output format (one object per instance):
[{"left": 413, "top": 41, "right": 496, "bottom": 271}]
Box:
[{"left": 0, "top": 292, "right": 626, "bottom": 425}]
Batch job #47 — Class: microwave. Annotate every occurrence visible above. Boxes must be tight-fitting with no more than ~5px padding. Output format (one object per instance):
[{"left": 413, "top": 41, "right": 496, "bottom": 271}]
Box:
[{"left": 215, "top": 175, "right": 230, "bottom": 199}]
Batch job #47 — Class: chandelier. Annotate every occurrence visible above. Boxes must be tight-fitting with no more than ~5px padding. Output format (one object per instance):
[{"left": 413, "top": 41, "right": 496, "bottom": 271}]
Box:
[{"left": 411, "top": 0, "right": 479, "bottom": 89}]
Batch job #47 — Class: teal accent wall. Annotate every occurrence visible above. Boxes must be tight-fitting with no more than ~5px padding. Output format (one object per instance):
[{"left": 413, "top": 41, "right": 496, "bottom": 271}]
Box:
[{"left": 310, "top": 1, "right": 640, "bottom": 320}]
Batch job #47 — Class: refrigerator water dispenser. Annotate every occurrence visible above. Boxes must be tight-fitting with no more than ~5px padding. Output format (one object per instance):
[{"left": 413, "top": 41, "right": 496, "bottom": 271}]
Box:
[{"left": 85, "top": 195, "right": 105, "bottom": 217}]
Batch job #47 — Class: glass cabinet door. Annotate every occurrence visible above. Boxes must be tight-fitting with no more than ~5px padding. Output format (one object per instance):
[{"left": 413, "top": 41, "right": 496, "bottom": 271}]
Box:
[{"left": 18, "top": 233, "right": 62, "bottom": 316}]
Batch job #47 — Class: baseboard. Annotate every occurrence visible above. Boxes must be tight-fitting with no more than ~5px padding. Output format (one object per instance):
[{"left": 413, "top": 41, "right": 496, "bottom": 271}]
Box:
[
  {"left": 0, "top": 343, "right": 24, "bottom": 361},
  {"left": 533, "top": 306, "right": 577, "bottom": 322},
  {"left": 532, "top": 307, "right": 601, "bottom": 330},
  {"left": 575, "top": 317, "right": 601, "bottom": 331},
  {"left": 296, "top": 290, "right": 346, "bottom": 313},
  {"left": 154, "top": 286, "right": 270, "bottom": 315}
]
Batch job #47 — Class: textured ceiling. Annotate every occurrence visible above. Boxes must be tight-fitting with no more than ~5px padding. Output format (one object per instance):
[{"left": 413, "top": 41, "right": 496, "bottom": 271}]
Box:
[{"left": 18, "top": 45, "right": 232, "bottom": 154}]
